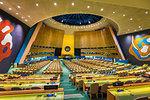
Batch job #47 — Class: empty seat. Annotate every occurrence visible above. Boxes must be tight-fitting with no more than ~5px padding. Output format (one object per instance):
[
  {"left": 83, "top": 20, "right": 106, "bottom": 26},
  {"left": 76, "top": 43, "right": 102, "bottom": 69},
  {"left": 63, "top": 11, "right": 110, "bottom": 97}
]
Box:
[
  {"left": 89, "top": 83, "right": 99, "bottom": 100},
  {"left": 11, "top": 87, "right": 22, "bottom": 91},
  {"left": 125, "top": 80, "right": 133, "bottom": 84},
  {"left": 0, "top": 88, "right": 6, "bottom": 91},
  {"left": 101, "top": 84, "right": 111, "bottom": 99},
  {"left": 135, "top": 80, "right": 142, "bottom": 83},
  {"left": 78, "top": 80, "right": 83, "bottom": 90},
  {"left": 31, "top": 87, "right": 41, "bottom": 90},
  {"left": 133, "top": 96, "right": 148, "bottom": 100},
  {"left": 143, "top": 79, "right": 150, "bottom": 83}
]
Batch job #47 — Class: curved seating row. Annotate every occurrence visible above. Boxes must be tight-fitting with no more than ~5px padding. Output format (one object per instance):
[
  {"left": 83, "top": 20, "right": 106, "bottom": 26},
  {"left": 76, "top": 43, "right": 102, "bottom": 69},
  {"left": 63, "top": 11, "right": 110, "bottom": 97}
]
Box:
[
  {"left": 13, "top": 60, "right": 50, "bottom": 75},
  {"left": 63, "top": 61, "right": 91, "bottom": 73},
  {"left": 42, "top": 60, "right": 63, "bottom": 75}
]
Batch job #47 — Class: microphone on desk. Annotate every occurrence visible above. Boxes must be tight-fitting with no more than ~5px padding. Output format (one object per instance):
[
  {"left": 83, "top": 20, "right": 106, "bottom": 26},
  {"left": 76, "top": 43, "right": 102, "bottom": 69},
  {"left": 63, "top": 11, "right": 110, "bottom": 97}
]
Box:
[{"left": 130, "top": 93, "right": 134, "bottom": 96}]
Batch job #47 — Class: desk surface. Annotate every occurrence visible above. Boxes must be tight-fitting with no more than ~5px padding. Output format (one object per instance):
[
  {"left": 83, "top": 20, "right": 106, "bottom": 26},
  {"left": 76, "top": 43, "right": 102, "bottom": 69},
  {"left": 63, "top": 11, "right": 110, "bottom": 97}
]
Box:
[
  {"left": 0, "top": 92, "right": 64, "bottom": 100},
  {"left": 84, "top": 77, "right": 145, "bottom": 85},
  {"left": 0, "top": 82, "right": 59, "bottom": 89},
  {"left": 108, "top": 85, "right": 150, "bottom": 100}
]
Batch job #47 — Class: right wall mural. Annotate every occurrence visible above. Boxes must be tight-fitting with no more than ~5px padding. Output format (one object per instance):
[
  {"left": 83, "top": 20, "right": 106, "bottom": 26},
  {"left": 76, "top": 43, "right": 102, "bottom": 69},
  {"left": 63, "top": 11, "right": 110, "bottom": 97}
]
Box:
[{"left": 118, "top": 29, "right": 150, "bottom": 65}]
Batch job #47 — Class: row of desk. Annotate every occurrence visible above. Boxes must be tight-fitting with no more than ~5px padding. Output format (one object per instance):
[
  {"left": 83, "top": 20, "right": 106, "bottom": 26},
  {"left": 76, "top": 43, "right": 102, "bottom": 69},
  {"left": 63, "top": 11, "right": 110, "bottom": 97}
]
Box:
[
  {"left": 107, "top": 83, "right": 150, "bottom": 100},
  {"left": 0, "top": 74, "right": 64, "bottom": 100},
  {"left": 0, "top": 88, "right": 64, "bottom": 100}
]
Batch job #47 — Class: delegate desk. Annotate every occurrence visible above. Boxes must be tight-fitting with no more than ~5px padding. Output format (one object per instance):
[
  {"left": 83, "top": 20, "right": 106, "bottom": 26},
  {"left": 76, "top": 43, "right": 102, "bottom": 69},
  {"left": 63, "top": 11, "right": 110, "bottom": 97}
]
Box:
[
  {"left": 107, "top": 83, "right": 150, "bottom": 100},
  {"left": 76, "top": 75, "right": 118, "bottom": 85},
  {"left": 0, "top": 88, "right": 64, "bottom": 100},
  {"left": 83, "top": 76, "right": 146, "bottom": 93},
  {"left": 23, "top": 74, "right": 60, "bottom": 79},
  {"left": 0, "top": 82, "right": 60, "bottom": 91},
  {"left": 4, "top": 79, "right": 60, "bottom": 83}
]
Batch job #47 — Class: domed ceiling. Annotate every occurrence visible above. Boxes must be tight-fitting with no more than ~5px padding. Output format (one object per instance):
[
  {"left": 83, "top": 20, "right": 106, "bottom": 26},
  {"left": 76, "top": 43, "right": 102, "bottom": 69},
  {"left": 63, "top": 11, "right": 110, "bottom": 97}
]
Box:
[
  {"left": 52, "top": 14, "right": 103, "bottom": 26},
  {"left": 1, "top": 0, "right": 150, "bottom": 35}
]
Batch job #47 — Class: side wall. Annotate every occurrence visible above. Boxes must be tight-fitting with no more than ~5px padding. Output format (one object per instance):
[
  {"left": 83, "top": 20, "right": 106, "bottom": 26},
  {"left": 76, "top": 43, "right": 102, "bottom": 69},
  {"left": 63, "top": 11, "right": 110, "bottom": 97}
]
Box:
[{"left": 0, "top": 9, "right": 30, "bottom": 73}]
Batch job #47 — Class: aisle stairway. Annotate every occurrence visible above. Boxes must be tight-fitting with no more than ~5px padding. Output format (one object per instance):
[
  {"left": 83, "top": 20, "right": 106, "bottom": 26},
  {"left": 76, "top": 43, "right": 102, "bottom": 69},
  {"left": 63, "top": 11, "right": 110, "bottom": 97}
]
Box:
[{"left": 60, "top": 60, "right": 90, "bottom": 100}]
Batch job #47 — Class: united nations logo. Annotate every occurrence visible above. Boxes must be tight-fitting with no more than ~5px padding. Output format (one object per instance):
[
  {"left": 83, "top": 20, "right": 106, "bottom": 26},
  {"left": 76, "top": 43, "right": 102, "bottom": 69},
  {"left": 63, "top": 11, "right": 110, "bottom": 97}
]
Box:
[{"left": 65, "top": 46, "right": 71, "bottom": 52}]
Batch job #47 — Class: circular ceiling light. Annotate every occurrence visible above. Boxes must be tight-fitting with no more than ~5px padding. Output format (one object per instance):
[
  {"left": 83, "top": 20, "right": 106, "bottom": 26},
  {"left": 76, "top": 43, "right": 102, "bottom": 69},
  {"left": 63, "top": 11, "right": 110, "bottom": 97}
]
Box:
[
  {"left": 54, "top": 2, "right": 57, "bottom": 6},
  {"left": 0, "top": 2, "right": 3, "bottom": 4},
  {"left": 9, "top": 8, "right": 12, "bottom": 10},
  {"left": 100, "top": 8, "right": 104, "bottom": 11},
  {"left": 36, "top": 3, "right": 39, "bottom": 6},
  {"left": 138, "top": 26, "right": 141, "bottom": 28},
  {"left": 17, "top": 5, "right": 21, "bottom": 8},
  {"left": 145, "top": 11, "right": 148, "bottom": 14},
  {"left": 72, "top": 2, "right": 74, "bottom": 6},
  {"left": 130, "top": 18, "right": 133, "bottom": 20}
]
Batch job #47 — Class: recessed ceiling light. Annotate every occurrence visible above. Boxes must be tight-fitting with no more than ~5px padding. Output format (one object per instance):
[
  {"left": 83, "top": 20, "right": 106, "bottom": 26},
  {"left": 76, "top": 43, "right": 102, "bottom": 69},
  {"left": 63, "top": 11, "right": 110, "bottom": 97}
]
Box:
[
  {"left": 9, "top": 8, "right": 12, "bottom": 10},
  {"left": 130, "top": 18, "right": 133, "bottom": 20},
  {"left": 113, "top": 11, "right": 115, "bottom": 14},
  {"left": 54, "top": 2, "right": 57, "bottom": 6},
  {"left": 0, "top": 1, "right": 3, "bottom": 4},
  {"left": 134, "top": 29, "right": 136, "bottom": 31},
  {"left": 128, "top": 29, "right": 130, "bottom": 31},
  {"left": 36, "top": 3, "right": 39, "bottom": 6},
  {"left": 25, "top": 19, "right": 28, "bottom": 22},
  {"left": 21, "top": 16, "right": 24, "bottom": 19},
  {"left": 28, "top": 15, "right": 30, "bottom": 18},
  {"left": 72, "top": 2, "right": 74, "bottom": 6},
  {"left": 87, "top": 6, "right": 90, "bottom": 8},
  {"left": 123, "top": 14, "right": 126, "bottom": 16},
  {"left": 17, "top": 5, "right": 21, "bottom": 8},
  {"left": 100, "top": 8, "right": 104, "bottom": 11},
  {"left": 145, "top": 11, "right": 148, "bottom": 14},
  {"left": 138, "top": 26, "right": 141, "bottom": 28},
  {"left": 16, "top": 13, "right": 19, "bottom": 15}
]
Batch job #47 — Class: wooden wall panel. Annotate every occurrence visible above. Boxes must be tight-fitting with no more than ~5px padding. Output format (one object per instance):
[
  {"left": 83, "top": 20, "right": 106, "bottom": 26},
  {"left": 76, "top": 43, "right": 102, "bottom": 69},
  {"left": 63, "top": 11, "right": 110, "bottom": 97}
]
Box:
[
  {"left": 33, "top": 24, "right": 64, "bottom": 47},
  {"left": 75, "top": 27, "right": 116, "bottom": 48},
  {"left": 26, "top": 54, "right": 54, "bottom": 59},
  {"left": 75, "top": 26, "right": 124, "bottom": 59},
  {"left": 29, "top": 48, "right": 55, "bottom": 53}
]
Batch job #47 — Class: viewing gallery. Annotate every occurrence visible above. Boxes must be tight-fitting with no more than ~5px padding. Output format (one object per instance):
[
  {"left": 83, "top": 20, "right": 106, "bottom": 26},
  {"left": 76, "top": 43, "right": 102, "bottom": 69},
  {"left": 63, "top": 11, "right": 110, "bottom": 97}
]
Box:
[{"left": 0, "top": 0, "right": 150, "bottom": 100}]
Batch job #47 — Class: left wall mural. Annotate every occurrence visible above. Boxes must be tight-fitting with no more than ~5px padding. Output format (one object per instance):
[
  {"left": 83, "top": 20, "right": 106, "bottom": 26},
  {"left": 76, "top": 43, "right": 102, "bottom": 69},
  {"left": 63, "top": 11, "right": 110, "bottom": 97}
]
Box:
[{"left": 0, "top": 9, "right": 30, "bottom": 73}]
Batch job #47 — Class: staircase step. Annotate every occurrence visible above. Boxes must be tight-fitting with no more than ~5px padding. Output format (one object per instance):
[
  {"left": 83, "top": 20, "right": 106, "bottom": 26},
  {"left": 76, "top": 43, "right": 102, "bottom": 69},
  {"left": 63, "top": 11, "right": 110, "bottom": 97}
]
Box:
[{"left": 64, "top": 94, "right": 84, "bottom": 99}]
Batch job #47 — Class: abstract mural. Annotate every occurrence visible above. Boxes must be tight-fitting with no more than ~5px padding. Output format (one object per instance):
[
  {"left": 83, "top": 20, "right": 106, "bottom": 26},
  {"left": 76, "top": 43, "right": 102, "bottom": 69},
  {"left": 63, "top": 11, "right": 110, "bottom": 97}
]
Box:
[
  {"left": 129, "top": 35, "right": 150, "bottom": 61},
  {"left": 0, "top": 18, "right": 14, "bottom": 62},
  {"left": 0, "top": 9, "right": 30, "bottom": 73}
]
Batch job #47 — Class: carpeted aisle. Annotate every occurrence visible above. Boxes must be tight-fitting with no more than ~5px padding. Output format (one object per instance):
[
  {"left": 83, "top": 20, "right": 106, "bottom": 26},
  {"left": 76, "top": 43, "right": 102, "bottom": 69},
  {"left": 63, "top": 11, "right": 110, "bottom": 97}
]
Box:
[{"left": 60, "top": 60, "right": 90, "bottom": 100}]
